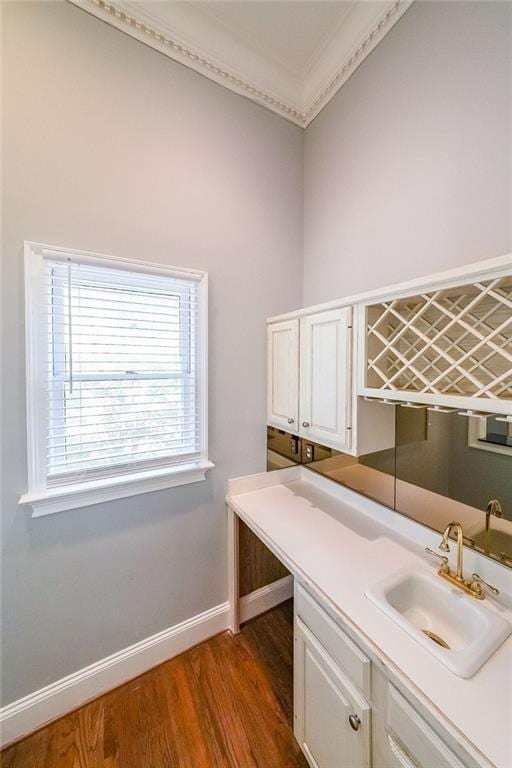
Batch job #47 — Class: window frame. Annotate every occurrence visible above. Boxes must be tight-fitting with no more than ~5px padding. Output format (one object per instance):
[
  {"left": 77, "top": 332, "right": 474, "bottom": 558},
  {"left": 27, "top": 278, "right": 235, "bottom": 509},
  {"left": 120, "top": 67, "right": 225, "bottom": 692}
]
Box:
[{"left": 20, "top": 241, "right": 213, "bottom": 517}]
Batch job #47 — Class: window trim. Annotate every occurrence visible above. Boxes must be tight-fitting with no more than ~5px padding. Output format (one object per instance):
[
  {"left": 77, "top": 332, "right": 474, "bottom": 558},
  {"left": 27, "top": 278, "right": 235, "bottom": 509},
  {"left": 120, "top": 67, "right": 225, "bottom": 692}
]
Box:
[{"left": 19, "top": 241, "right": 213, "bottom": 517}]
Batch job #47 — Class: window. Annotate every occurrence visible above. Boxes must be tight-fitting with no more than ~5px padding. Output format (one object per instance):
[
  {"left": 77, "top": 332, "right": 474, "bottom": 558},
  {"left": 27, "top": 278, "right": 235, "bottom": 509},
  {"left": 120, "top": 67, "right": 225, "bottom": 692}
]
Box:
[
  {"left": 21, "top": 242, "right": 212, "bottom": 516},
  {"left": 468, "top": 414, "right": 512, "bottom": 457}
]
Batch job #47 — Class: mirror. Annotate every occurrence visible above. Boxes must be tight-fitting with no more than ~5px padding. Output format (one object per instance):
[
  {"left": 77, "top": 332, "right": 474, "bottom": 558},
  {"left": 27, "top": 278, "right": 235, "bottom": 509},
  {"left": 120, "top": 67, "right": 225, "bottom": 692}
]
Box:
[
  {"left": 396, "top": 408, "right": 512, "bottom": 567},
  {"left": 300, "top": 437, "right": 396, "bottom": 510},
  {"left": 267, "top": 406, "right": 512, "bottom": 568},
  {"left": 266, "top": 426, "right": 301, "bottom": 470},
  {"left": 467, "top": 414, "right": 512, "bottom": 454}
]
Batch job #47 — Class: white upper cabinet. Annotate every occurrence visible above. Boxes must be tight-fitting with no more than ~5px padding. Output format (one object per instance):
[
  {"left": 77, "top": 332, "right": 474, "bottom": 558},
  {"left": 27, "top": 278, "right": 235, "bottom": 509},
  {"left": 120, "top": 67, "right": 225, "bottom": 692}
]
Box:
[
  {"left": 358, "top": 257, "right": 512, "bottom": 415},
  {"left": 267, "top": 257, "right": 511, "bottom": 456},
  {"left": 267, "top": 319, "right": 299, "bottom": 431},
  {"left": 300, "top": 307, "right": 353, "bottom": 451}
]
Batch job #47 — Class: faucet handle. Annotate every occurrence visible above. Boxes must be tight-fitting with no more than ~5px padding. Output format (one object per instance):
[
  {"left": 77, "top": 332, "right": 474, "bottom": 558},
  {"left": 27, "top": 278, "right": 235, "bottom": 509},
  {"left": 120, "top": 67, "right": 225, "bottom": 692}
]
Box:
[
  {"left": 425, "top": 548, "right": 449, "bottom": 573},
  {"left": 469, "top": 573, "right": 499, "bottom": 597}
]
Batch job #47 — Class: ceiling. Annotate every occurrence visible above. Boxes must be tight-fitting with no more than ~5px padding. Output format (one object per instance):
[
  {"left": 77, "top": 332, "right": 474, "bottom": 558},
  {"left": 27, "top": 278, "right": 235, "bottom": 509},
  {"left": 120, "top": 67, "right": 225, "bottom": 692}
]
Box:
[
  {"left": 69, "top": 0, "right": 413, "bottom": 127},
  {"left": 189, "top": 2, "right": 352, "bottom": 76}
]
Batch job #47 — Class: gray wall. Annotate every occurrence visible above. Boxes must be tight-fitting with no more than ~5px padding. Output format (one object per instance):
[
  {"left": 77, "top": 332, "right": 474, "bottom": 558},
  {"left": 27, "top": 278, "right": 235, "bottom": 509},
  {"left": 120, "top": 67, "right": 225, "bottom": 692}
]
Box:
[
  {"left": 303, "top": 0, "right": 512, "bottom": 305},
  {"left": 1, "top": 1, "right": 303, "bottom": 704}
]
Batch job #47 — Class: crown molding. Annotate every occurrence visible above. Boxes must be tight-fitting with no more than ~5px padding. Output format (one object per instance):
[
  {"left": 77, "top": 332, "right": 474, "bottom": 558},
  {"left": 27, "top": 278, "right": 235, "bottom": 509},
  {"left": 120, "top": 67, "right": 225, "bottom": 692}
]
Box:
[
  {"left": 67, "top": 0, "right": 413, "bottom": 128},
  {"left": 303, "top": 1, "right": 413, "bottom": 125}
]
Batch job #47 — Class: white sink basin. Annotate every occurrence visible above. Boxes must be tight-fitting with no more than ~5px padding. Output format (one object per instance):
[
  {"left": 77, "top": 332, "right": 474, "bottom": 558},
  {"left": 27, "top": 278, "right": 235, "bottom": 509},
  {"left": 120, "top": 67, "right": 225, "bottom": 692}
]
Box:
[{"left": 366, "top": 569, "right": 511, "bottom": 678}]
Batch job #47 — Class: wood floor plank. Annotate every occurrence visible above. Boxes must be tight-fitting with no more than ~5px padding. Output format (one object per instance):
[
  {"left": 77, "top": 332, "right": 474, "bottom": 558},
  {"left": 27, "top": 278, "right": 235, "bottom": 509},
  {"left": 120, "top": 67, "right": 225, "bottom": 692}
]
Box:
[
  {"left": 1, "top": 601, "right": 307, "bottom": 768},
  {"left": 191, "top": 636, "right": 261, "bottom": 768},
  {"left": 212, "top": 617, "right": 304, "bottom": 768},
  {"left": 179, "top": 642, "right": 246, "bottom": 768},
  {"left": 1, "top": 727, "right": 49, "bottom": 768},
  {"left": 242, "top": 599, "right": 295, "bottom": 719},
  {"left": 101, "top": 688, "right": 120, "bottom": 768},
  {"left": 75, "top": 698, "right": 104, "bottom": 768}
]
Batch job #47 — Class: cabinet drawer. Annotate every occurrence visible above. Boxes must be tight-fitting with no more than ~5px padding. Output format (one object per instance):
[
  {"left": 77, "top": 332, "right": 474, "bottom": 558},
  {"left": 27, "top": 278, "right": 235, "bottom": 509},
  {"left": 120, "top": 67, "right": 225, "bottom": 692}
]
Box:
[
  {"left": 295, "top": 583, "right": 370, "bottom": 697},
  {"left": 387, "top": 685, "right": 465, "bottom": 768}
]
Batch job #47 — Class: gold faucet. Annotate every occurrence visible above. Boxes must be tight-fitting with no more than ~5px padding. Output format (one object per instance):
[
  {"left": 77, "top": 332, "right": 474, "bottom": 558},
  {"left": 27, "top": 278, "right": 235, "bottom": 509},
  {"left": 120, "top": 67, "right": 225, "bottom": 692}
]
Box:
[
  {"left": 439, "top": 521, "right": 465, "bottom": 581},
  {"left": 424, "top": 520, "right": 500, "bottom": 600}
]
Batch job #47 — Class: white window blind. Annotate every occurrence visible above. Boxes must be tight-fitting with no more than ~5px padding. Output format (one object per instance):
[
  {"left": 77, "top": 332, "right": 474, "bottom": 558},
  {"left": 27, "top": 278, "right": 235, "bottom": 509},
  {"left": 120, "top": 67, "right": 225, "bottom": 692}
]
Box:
[
  {"left": 38, "top": 253, "right": 205, "bottom": 490},
  {"left": 22, "top": 243, "right": 210, "bottom": 515}
]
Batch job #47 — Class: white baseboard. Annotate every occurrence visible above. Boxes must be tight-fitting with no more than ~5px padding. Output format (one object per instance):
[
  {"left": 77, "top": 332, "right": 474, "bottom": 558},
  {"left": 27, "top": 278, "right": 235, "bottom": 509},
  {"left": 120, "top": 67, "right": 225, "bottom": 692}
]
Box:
[
  {"left": 0, "top": 576, "right": 293, "bottom": 749},
  {"left": 240, "top": 574, "right": 293, "bottom": 623},
  {"left": 0, "top": 601, "right": 229, "bottom": 749}
]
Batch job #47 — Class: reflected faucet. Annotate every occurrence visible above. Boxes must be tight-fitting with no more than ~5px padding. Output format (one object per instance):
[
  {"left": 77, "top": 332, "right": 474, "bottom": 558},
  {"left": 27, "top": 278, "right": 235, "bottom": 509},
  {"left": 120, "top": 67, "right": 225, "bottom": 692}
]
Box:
[
  {"left": 439, "top": 521, "right": 464, "bottom": 581},
  {"left": 485, "top": 499, "right": 503, "bottom": 534}
]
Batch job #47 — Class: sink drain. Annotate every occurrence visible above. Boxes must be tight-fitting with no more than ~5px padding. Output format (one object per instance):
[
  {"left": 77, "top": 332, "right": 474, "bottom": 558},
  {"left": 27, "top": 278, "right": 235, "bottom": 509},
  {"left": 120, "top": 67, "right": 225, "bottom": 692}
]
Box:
[{"left": 422, "top": 630, "right": 450, "bottom": 649}]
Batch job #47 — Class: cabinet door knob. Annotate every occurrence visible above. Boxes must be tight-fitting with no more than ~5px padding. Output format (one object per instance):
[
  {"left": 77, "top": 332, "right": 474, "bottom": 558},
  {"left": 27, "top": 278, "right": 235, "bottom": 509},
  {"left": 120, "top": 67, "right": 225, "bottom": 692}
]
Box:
[
  {"left": 348, "top": 714, "right": 361, "bottom": 732},
  {"left": 287, "top": 418, "right": 294, "bottom": 424},
  {"left": 302, "top": 421, "right": 310, "bottom": 428}
]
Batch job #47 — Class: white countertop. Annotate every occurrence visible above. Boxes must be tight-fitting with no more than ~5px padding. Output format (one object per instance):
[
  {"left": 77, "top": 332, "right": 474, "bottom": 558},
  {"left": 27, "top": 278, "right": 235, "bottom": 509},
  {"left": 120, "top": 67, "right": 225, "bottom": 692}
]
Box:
[{"left": 226, "top": 466, "right": 512, "bottom": 768}]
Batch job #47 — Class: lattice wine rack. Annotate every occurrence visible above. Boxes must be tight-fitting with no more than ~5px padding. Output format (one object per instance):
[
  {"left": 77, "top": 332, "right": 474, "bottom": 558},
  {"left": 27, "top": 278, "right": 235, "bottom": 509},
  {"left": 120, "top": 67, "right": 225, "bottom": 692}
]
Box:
[{"left": 363, "top": 276, "right": 512, "bottom": 408}]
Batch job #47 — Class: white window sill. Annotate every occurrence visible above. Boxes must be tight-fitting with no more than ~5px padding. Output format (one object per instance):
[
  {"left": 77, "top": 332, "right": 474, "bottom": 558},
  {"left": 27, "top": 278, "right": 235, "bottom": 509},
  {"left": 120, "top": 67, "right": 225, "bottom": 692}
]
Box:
[{"left": 19, "top": 460, "right": 215, "bottom": 517}]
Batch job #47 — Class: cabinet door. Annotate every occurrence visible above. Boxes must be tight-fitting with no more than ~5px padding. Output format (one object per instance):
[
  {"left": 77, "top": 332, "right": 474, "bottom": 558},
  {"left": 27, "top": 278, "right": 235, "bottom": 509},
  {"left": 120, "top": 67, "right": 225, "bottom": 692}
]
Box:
[
  {"left": 300, "top": 308, "right": 352, "bottom": 451},
  {"left": 295, "top": 616, "right": 370, "bottom": 768},
  {"left": 267, "top": 319, "right": 299, "bottom": 431},
  {"left": 385, "top": 686, "right": 466, "bottom": 768}
]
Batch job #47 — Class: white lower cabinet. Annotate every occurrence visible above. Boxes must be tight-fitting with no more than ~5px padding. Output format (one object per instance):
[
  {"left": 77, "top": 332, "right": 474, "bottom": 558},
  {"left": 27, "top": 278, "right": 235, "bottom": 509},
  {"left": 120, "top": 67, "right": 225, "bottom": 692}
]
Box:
[
  {"left": 294, "top": 584, "right": 483, "bottom": 768},
  {"left": 375, "top": 683, "right": 467, "bottom": 768},
  {"left": 294, "top": 617, "right": 371, "bottom": 768}
]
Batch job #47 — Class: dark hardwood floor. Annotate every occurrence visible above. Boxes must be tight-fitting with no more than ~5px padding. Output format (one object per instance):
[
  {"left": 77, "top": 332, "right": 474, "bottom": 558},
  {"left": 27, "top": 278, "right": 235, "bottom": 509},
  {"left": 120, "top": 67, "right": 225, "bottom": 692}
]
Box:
[{"left": 1, "top": 601, "right": 308, "bottom": 768}]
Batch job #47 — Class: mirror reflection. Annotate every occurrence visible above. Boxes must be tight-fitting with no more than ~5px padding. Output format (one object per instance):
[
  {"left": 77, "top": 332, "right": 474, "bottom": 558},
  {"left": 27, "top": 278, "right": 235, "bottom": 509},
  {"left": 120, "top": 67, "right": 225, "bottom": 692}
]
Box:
[
  {"left": 299, "top": 438, "right": 395, "bottom": 510},
  {"left": 396, "top": 408, "right": 511, "bottom": 567},
  {"left": 267, "top": 405, "right": 512, "bottom": 568},
  {"left": 266, "top": 426, "right": 301, "bottom": 470}
]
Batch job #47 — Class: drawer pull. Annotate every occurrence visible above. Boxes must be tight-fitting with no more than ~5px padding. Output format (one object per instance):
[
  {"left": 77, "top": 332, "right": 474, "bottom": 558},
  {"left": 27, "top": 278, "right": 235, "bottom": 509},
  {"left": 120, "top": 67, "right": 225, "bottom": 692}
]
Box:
[
  {"left": 302, "top": 421, "right": 310, "bottom": 428},
  {"left": 348, "top": 714, "right": 361, "bottom": 731}
]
